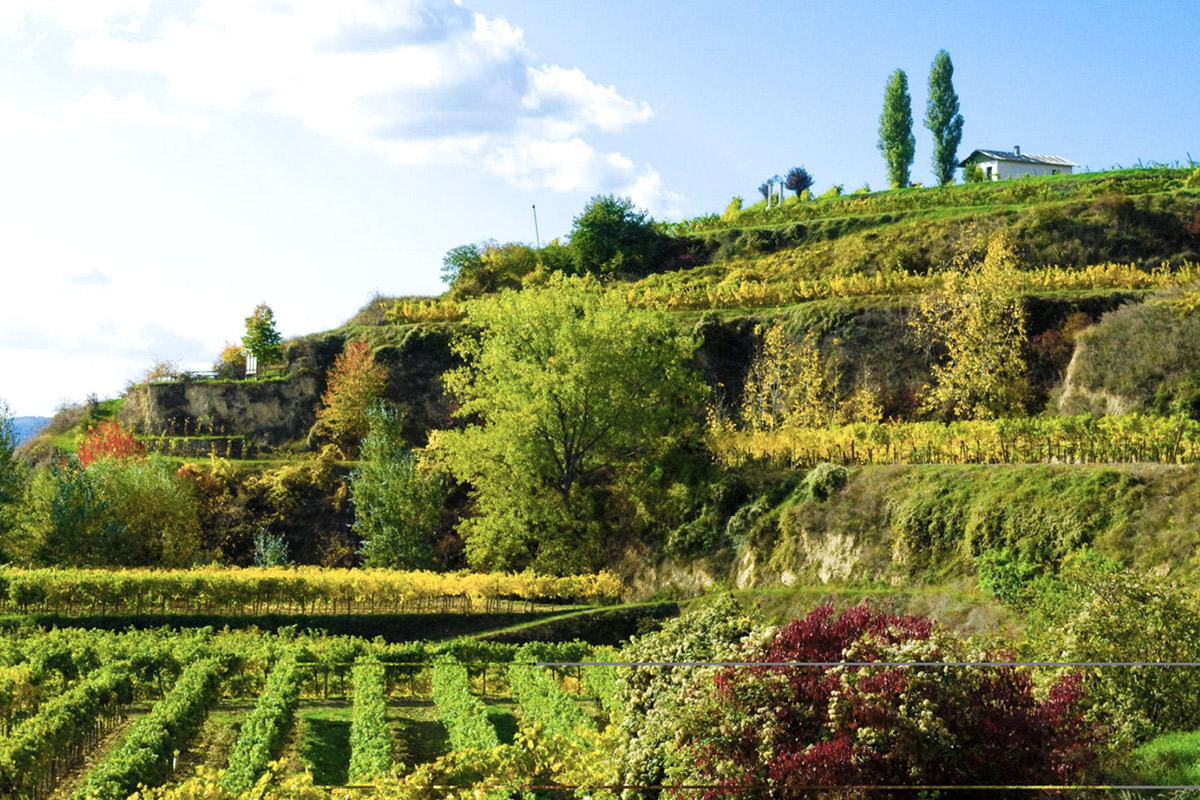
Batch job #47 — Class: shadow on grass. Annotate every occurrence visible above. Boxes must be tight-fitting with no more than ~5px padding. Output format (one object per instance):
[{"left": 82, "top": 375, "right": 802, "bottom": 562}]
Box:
[{"left": 301, "top": 716, "right": 351, "bottom": 786}]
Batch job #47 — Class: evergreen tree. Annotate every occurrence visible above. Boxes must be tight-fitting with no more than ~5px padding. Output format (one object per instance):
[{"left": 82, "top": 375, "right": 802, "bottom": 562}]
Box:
[
  {"left": 925, "top": 49, "right": 965, "bottom": 186},
  {"left": 878, "top": 69, "right": 916, "bottom": 189},
  {"left": 351, "top": 404, "right": 443, "bottom": 569}
]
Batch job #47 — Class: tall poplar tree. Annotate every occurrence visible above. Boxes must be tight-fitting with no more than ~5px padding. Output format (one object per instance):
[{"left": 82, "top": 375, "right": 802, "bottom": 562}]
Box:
[
  {"left": 878, "top": 69, "right": 916, "bottom": 189},
  {"left": 925, "top": 49, "right": 965, "bottom": 186}
]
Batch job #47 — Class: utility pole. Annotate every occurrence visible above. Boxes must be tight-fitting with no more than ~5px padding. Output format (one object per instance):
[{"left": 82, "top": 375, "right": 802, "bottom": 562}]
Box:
[{"left": 532, "top": 204, "right": 541, "bottom": 249}]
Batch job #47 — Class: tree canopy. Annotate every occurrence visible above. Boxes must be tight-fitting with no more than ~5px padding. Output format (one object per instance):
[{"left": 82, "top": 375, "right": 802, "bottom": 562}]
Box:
[
  {"left": 925, "top": 49, "right": 965, "bottom": 186},
  {"left": 784, "top": 166, "right": 814, "bottom": 197},
  {"left": 0, "top": 401, "right": 24, "bottom": 559},
  {"left": 314, "top": 339, "right": 388, "bottom": 458},
  {"left": 915, "top": 232, "right": 1029, "bottom": 419},
  {"left": 430, "top": 277, "right": 705, "bottom": 573},
  {"left": 568, "top": 195, "right": 661, "bottom": 277},
  {"left": 351, "top": 403, "right": 444, "bottom": 569},
  {"left": 242, "top": 303, "right": 283, "bottom": 366},
  {"left": 878, "top": 68, "right": 916, "bottom": 189}
]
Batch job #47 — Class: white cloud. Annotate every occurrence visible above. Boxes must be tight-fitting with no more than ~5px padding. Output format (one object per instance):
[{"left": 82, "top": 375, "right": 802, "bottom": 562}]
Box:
[
  {"left": 521, "top": 65, "right": 653, "bottom": 139},
  {"left": 60, "top": 0, "right": 683, "bottom": 214},
  {"left": 626, "top": 167, "right": 689, "bottom": 220},
  {"left": 0, "top": 0, "right": 152, "bottom": 36},
  {"left": 64, "top": 86, "right": 209, "bottom": 136},
  {"left": 0, "top": 101, "right": 48, "bottom": 138}
]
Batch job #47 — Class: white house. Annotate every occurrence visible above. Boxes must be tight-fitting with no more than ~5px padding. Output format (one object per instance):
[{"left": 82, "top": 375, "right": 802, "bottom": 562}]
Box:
[{"left": 958, "top": 146, "right": 1077, "bottom": 181}]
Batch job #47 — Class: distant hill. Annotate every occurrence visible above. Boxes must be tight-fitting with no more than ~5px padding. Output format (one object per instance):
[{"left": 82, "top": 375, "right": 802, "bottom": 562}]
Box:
[{"left": 12, "top": 416, "right": 50, "bottom": 446}]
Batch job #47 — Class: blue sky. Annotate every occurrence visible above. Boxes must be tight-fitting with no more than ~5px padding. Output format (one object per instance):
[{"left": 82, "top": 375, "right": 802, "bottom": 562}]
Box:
[{"left": 1, "top": 0, "right": 1197, "bottom": 417}]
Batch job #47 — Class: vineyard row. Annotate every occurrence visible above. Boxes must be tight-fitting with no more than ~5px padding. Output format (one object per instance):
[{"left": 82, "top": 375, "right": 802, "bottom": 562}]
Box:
[
  {"left": 0, "top": 566, "right": 624, "bottom": 617},
  {"left": 710, "top": 413, "right": 1200, "bottom": 468}
]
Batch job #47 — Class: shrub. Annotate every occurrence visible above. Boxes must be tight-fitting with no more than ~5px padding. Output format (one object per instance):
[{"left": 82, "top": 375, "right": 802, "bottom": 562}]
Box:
[
  {"left": 213, "top": 343, "right": 246, "bottom": 380},
  {"left": 802, "top": 461, "right": 848, "bottom": 501},
  {"left": 722, "top": 196, "right": 743, "bottom": 220},
  {"left": 674, "top": 603, "right": 1097, "bottom": 794},
  {"left": 816, "top": 184, "right": 844, "bottom": 200},
  {"left": 77, "top": 419, "right": 145, "bottom": 466}
]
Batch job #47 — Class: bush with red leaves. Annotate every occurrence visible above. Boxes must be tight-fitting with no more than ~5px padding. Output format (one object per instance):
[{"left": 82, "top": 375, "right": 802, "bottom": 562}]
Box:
[
  {"left": 675, "top": 603, "right": 1096, "bottom": 797},
  {"left": 77, "top": 419, "right": 145, "bottom": 467}
]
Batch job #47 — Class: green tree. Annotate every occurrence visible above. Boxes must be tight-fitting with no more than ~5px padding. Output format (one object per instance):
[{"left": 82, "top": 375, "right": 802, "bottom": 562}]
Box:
[
  {"left": 878, "top": 68, "right": 916, "bottom": 189},
  {"left": 313, "top": 339, "right": 388, "bottom": 457},
  {"left": 444, "top": 240, "right": 574, "bottom": 299},
  {"left": 23, "top": 455, "right": 201, "bottom": 567},
  {"left": 352, "top": 403, "right": 444, "bottom": 569},
  {"left": 0, "top": 400, "right": 26, "bottom": 559},
  {"left": 568, "top": 194, "right": 660, "bottom": 277},
  {"left": 925, "top": 49, "right": 964, "bottom": 186},
  {"left": 430, "top": 276, "right": 704, "bottom": 573},
  {"left": 242, "top": 303, "right": 283, "bottom": 366},
  {"left": 914, "top": 232, "right": 1028, "bottom": 419}
]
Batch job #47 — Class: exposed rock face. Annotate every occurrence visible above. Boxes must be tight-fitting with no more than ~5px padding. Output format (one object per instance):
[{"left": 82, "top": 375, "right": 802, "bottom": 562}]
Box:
[
  {"left": 121, "top": 374, "right": 320, "bottom": 446},
  {"left": 1056, "top": 337, "right": 1137, "bottom": 417}
]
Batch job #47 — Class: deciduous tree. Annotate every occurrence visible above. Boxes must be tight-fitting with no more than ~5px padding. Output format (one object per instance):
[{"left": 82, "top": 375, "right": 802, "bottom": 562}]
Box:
[
  {"left": 242, "top": 303, "right": 283, "bottom": 366},
  {"left": 914, "top": 232, "right": 1028, "bottom": 419},
  {"left": 24, "top": 455, "right": 201, "bottom": 567},
  {"left": 430, "top": 276, "right": 704, "bottom": 573},
  {"left": 0, "top": 400, "right": 25, "bottom": 558},
  {"left": 568, "top": 194, "right": 660, "bottom": 277},
  {"left": 741, "top": 322, "right": 836, "bottom": 430},
  {"left": 784, "top": 166, "right": 814, "bottom": 197},
  {"left": 879, "top": 68, "right": 916, "bottom": 189},
  {"left": 925, "top": 49, "right": 965, "bottom": 186},
  {"left": 314, "top": 339, "right": 388, "bottom": 458},
  {"left": 77, "top": 418, "right": 145, "bottom": 466}
]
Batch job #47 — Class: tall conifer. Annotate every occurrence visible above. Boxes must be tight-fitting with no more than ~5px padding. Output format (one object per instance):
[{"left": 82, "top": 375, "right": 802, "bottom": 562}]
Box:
[
  {"left": 925, "top": 49, "right": 965, "bottom": 186},
  {"left": 878, "top": 69, "right": 916, "bottom": 189}
]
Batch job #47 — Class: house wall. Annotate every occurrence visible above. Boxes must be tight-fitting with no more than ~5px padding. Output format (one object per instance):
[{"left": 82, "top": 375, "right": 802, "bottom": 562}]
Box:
[{"left": 971, "top": 158, "right": 1072, "bottom": 181}]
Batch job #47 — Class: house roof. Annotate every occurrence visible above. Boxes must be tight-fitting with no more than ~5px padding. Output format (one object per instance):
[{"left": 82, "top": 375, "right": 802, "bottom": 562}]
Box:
[{"left": 958, "top": 149, "right": 1077, "bottom": 168}]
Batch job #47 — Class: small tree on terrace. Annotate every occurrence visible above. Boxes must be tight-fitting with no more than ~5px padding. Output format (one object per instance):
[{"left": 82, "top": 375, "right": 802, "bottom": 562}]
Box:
[
  {"left": 568, "top": 194, "right": 660, "bottom": 277},
  {"left": 784, "top": 166, "right": 814, "bottom": 197},
  {"left": 314, "top": 339, "right": 388, "bottom": 458},
  {"left": 242, "top": 303, "right": 283, "bottom": 367},
  {"left": 914, "top": 232, "right": 1028, "bottom": 419}
]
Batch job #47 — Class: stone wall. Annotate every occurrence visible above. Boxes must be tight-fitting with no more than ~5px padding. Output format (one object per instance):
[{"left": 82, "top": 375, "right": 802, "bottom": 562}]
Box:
[{"left": 120, "top": 374, "right": 320, "bottom": 446}]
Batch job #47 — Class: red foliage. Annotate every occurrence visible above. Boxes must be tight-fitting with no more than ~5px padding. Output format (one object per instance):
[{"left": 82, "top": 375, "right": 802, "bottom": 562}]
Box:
[
  {"left": 77, "top": 419, "right": 146, "bottom": 466},
  {"left": 692, "top": 603, "right": 1096, "bottom": 796}
]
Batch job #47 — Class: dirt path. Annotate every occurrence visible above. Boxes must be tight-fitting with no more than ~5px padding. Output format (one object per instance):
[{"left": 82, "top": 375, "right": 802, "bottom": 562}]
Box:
[
  {"left": 155, "top": 700, "right": 257, "bottom": 790},
  {"left": 46, "top": 706, "right": 149, "bottom": 800}
]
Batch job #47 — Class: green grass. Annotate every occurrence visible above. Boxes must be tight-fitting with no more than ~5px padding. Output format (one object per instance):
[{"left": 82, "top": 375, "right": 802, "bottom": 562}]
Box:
[
  {"left": 297, "top": 703, "right": 353, "bottom": 786},
  {"left": 392, "top": 700, "right": 448, "bottom": 767},
  {"left": 485, "top": 701, "right": 519, "bottom": 745},
  {"left": 1133, "top": 729, "right": 1200, "bottom": 785}
]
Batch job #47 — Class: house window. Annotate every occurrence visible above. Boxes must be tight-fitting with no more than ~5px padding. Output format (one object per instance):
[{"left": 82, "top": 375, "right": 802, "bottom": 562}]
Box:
[{"left": 986, "top": 166, "right": 993, "bottom": 180}]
